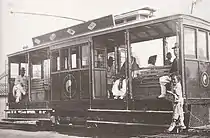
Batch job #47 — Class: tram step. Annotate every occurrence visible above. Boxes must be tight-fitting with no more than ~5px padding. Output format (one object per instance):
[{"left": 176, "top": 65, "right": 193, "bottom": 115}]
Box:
[
  {"left": 5, "top": 108, "right": 52, "bottom": 112},
  {"left": 2, "top": 118, "right": 50, "bottom": 122},
  {"left": 88, "top": 109, "right": 173, "bottom": 113},
  {"left": 87, "top": 120, "right": 169, "bottom": 128}
]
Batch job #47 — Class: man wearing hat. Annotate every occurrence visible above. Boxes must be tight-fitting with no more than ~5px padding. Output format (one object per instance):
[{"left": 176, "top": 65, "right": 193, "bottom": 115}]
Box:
[
  {"left": 13, "top": 67, "right": 28, "bottom": 103},
  {"left": 158, "top": 43, "right": 179, "bottom": 98}
]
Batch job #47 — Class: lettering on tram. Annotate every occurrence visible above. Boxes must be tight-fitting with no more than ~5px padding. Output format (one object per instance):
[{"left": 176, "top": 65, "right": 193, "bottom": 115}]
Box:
[{"left": 5, "top": 9, "right": 210, "bottom": 133}]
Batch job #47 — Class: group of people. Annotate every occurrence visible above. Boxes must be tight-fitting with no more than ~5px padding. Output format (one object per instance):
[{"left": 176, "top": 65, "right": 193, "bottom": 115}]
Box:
[{"left": 107, "top": 42, "right": 186, "bottom": 132}]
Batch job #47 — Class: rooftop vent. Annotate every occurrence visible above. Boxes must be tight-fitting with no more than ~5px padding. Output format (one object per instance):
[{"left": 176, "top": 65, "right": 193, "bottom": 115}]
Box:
[{"left": 114, "top": 7, "right": 156, "bottom": 25}]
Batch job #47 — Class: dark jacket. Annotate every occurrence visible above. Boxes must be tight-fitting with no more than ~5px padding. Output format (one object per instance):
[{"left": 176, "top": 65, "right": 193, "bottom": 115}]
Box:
[{"left": 169, "top": 58, "right": 178, "bottom": 73}]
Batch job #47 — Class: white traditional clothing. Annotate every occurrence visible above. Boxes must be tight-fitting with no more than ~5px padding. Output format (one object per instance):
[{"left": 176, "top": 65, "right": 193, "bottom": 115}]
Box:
[
  {"left": 167, "top": 82, "right": 185, "bottom": 132},
  {"left": 158, "top": 76, "right": 171, "bottom": 98},
  {"left": 13, "top": 75, "right": 28, "bottom": 103},
  {"left": 112, "top": 79, "right": 126, "bottom": 99}
]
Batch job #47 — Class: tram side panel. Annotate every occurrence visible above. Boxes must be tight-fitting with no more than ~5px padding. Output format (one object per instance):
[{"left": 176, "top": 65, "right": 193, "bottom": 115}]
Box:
[{"left": 185, "top": 60, "right": 210, "bottom": 127}]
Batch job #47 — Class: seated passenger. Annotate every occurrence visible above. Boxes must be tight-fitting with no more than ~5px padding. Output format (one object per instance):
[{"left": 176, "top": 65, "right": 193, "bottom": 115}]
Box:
[
  {"left": 120, "top": 56, "right": 140, "bottom": 77},
  {"left": 147, "top": 55, "right": 157, "bottom": 67},
  {"left": 112, "top": 74, "right": 126, "bottom": 99},
  {"left": 165, "top": 52, "right": 172, "bottom": 65},
  {"left": 158, "top": 43, "right": 179, "bottom": 98},
  {"left": 107, "top": 56, "right": 115, "bottom": 98},
  {"left": 13, "top": 67, "right": 28, "bottom": 103}
]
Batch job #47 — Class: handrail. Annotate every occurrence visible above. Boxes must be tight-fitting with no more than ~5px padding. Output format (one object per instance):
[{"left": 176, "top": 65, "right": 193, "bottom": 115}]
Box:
[
  {"left": 0, "top": 71, "right": 7, "bottom": 80},
  {"left": 0, "top": 71, "right": 8, "bottom": 95}
]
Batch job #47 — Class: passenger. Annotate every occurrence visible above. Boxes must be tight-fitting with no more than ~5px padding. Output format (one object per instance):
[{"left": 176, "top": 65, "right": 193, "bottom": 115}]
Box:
[
  {"left": 120, "top": 56, "right": 140, "bottom": 77},
  {"left": 167, "top": 74, "right": 186, "bottom": 132},
  {"left": 107, "top": 56, "right": 115, "bottom": 98},
  {"left": 147, "top": 55, "right": 157, "bottom": 67},
  {"left": 112, "top": 74, "right": 126, "bottom": 99},
  {"left": 165, "top": 52, "right": 172, "bottom": 65},
  {"left": 158, "top": 43, "right": 179, "bottom": 98},
  {"left": 13, "top": 67, "right": 28, "bottom": 103}
]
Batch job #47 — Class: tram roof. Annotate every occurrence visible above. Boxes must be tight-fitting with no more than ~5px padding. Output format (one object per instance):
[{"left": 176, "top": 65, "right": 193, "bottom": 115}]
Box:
[{"left": 8, "top": 14, "right": 210, "bottom": 58}]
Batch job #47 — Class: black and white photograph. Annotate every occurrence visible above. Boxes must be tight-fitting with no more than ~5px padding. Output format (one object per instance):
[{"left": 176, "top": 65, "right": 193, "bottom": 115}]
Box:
[{"left": 0, "top": 0, "right": 210, "bottom": 137}]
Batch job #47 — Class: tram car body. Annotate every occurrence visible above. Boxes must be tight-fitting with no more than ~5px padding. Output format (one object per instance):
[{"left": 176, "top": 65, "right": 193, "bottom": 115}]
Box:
[{"left": 5, "top": 10, "right": 210, "bottom": 129}]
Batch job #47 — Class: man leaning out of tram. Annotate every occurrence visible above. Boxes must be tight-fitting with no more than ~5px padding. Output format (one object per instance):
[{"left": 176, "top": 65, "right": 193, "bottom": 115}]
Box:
[
  {"left": 13, "top": 67, "right": 28, "bottom": 103},
  {"left": 158, "top": 43, "right": 179, "bottom": 98}
]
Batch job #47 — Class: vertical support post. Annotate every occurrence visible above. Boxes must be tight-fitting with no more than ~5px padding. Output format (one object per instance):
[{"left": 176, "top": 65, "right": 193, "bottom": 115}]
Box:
[
  {"left": 125, "top": 29, "right": 132, "bottom": 110},
  {"left": 28, "top": 52, "right": 32, "bottom": 102},
  {"left": 18, "top": 63, "right": 21, "bottom": 75},
  {"left": 89, "top": 39, "right": 94, "bottom": 109},
  {"left": 177, "top": 20, "right": 186, "bottom": 99},
  {"left": 49, "top": 51, "right": 53, "bottom": 101},
  {"left": 114, "top": 47, "right": 118, "bottom": 74},
  {"left": 163, "top": 37, "right": 168, "bottom": 65},
  {"left": 8, "top": 59, "right": 11, "bottom": 104},
  {"left": 41, "top": 60, "right": 44, "bottom": 79}
]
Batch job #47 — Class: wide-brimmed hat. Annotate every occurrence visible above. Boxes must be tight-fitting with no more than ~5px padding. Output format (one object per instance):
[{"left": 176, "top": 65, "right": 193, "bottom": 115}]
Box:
[
  {"left": 172, "top": 43, "right": 179, "bottom": 49},
  {"left": 108, "top": 56, "right": 114, "bottom": 61}
]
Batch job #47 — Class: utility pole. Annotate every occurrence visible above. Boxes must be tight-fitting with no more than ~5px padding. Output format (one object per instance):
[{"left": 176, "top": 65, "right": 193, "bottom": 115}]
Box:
[{"left": 10, "top": 11, "right": 86, "bottom": 23}]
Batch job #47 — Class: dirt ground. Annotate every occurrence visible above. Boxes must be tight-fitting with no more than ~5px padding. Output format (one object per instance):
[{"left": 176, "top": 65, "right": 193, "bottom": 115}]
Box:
[
  {"left": 0, "top": 128, "right": 210, "bottom": 138},
  {"left": 0, "top": 129, "right": 89, "bottom": 138}
]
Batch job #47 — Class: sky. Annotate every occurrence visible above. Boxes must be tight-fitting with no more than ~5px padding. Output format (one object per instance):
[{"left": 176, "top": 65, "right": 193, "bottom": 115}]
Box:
[{"left": 0, "top": 0, "right": 210, "bottom": 73}]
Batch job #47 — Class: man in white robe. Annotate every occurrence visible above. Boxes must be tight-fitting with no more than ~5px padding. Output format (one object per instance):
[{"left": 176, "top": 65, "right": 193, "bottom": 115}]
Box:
[{"left": 13, "top": 67, "right": 28, "bottom": 103}]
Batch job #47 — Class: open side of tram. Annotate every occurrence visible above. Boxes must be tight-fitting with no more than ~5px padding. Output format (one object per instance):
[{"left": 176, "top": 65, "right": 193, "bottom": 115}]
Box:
[{"left": 4, "top": 13, "right": 210, "bottom": 129}]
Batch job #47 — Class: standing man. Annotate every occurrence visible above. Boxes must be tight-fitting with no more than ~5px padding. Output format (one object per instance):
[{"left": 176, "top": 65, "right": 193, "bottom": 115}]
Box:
[
  {"left": 13, "top": 67, "right": 28, "bottom": 103},
  {"left": 107, "top": 57, "right": 115, "bottom": 98},
  {"left": 158, "top": 43, "right": 179, "bottom": 98}
]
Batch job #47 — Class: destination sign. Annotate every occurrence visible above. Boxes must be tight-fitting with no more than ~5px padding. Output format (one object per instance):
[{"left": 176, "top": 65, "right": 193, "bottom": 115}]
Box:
[{"left": 32, "top": 15, "right": 114, "bottom": 46}]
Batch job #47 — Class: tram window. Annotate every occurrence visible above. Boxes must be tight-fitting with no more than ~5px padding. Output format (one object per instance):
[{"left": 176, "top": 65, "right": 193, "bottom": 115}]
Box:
[
  {"left": 21, "top": 63, "right": 28, "bottom": 76},
  {"left": 197, "top": 31, "right": 207, "bottom": 60},
  {"left": 81, "top": 45, "right": 89, "bottom": 68},
  {"left": 184, "top": 28, "right": 196, "bottom": 58},
  {"left": 51, "top": 51, "right": 59, "bottom": 72},
  {"left": 131, "top": 39, "right": 163, "bottom": 67},
  {"left": 43, "top": 59, "right": 50, "bottom": 79},
  {"left": 32, "top": 65, "right": 41, "bottom": 79},
  {"left": 11, "top": 63, "right": 19, "bottom": 78},
  {"left": 94, "top": 49, "right": 106, "bottom": 68},
  {"left": 60, "top": 49, "right": 69, "bottom": 70},
  {"left": 71, "top": 47, "right": 79, "bottom": 69},
  {"left": 209, "top": 33, "right": 210, "bottom": 60}
]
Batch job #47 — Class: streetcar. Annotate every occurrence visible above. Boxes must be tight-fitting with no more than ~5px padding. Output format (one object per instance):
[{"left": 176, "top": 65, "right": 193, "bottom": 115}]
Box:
[{"left": 4, "top": 8, "right": 210, "bottom": 130}]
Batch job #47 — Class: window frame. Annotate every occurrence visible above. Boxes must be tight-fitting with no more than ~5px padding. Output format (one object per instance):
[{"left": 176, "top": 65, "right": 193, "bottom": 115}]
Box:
[
  {"left": 183, "top": 27, "right": 196, "bottom": 59},
  {"left": 197, "top": 30, "right": 208, "bottom": 60}
]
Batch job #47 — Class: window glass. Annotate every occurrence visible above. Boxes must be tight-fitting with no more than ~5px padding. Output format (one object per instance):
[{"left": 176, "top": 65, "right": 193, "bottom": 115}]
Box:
[
  {"left": 209, "top": 33, "right": 210, "bottom": 60},
  {"left": 32, "top": 65, "right": 41, "bottom": 79},
  {"left": 11, "top": 63, "right": 19, "bottom": 78},
  {"left": 81, "top": 45, "right": 89, "bottom": 68},
  {"left": 197, "top": 31, "right": 207, "bottom": 60},
  {"left": 71, "top": 47, "right": 79, "bottom": 69},
  {"left": 51, "top": 51, "right": 59, "bottom": 72},
  {"left": 94, "top": 49, "right": 106, "bottom": 68},
  {"left": 60, "top": 49, "right": 69, "bottom": 70},
  {"left": 131, "top": 39, "right": 163, "bottom": 67},
  {"left": 184, "top": 28, "right": 196, "bottom": 58}
]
